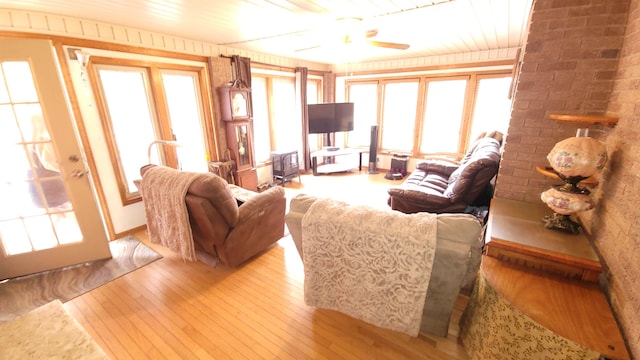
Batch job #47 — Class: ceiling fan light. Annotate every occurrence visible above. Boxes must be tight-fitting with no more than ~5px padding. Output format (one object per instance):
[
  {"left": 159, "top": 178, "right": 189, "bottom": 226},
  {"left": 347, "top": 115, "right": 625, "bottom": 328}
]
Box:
[{"left": 344, "top": 32, "right": 367, "bottom": 45}]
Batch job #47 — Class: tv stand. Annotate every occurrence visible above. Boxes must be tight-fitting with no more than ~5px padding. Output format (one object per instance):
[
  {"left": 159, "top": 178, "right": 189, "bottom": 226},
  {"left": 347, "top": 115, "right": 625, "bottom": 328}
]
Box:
[{"left": 311, "top": 148, "right": 363, "bottom": 175}]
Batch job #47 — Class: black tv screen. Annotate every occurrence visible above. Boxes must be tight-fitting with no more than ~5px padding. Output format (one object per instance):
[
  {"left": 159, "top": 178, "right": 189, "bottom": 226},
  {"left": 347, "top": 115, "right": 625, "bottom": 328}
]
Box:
[{"left": 307, "top": 103, "right": 354, "bottom": 134}]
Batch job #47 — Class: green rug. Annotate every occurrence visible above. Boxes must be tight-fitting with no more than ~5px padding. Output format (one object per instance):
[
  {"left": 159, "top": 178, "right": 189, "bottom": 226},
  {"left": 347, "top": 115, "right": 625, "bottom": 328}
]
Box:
[{"left": 0, "top": 235, "right": 162, "bottom": 323}]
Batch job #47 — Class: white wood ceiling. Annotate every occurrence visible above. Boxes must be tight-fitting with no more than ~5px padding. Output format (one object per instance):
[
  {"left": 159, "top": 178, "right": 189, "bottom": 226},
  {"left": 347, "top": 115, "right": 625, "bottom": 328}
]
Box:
[{"left": 0, "top": 0, "right": 533, "bottom": 64}]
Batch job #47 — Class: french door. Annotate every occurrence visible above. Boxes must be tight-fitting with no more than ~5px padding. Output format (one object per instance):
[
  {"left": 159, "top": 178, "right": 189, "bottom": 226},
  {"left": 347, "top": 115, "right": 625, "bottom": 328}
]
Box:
[{"left": 0, "top": 39, "right": 111, "bottom": 280}]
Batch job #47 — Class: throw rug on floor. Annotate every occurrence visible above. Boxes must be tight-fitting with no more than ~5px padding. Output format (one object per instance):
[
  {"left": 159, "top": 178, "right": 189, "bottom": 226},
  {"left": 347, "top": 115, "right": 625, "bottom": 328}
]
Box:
[
  {"left": 0, "top": 299, "right": 109, "bottom": 359},
  {"left": 0, "top": 235, "right": 162, "bottom": 323}
]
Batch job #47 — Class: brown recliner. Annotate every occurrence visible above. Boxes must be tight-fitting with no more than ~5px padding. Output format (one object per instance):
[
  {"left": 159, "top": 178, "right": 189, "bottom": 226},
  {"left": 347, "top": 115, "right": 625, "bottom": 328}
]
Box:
[
  {"left": 140, "top": 165, "right": 286, "bottom": 267},
  {"left": 388, "top": 136, "right": 502, "bottom": 214}
]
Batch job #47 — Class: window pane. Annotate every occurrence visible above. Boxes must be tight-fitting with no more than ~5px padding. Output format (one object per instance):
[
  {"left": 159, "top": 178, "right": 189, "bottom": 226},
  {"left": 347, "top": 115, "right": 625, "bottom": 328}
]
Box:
[
  {"left": 97, "top": 68, "right": 157, "bottom": 194},
  {"left": 347, "top": 83, "right": 378, "bottom": 148},
  {"left": 420, "top": 79, "right": 467, "bottom": 154},
  {"left": 0, "top": 68, "right": 10, "bottom": 103},
  {"left": 252, "top": 77, "right": 272, "bottom": 163},
  {"left": 0, "top": 106, "right": 18, "bottom": 144},
  {"left": 161, "top": 71, "right": 208, "bottom": 172},
  {"left": 2, "top": 62, "right": 38, "bottom": 103},
  {"left": 381, "top": 81, "right": 419, "bottom": 152},
  {"left": 469, "top": 76, "right": 512, "bottom": 144}
]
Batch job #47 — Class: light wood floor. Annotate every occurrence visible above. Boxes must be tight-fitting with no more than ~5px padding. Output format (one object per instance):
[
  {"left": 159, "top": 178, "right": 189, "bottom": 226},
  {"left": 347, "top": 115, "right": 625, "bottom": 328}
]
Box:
[{"left": 65, "top": 171, "right": 471, "bottom": 360}]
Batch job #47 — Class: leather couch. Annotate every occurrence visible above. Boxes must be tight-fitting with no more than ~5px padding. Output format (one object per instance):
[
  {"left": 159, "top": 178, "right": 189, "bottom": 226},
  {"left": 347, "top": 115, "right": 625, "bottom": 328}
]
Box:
[
  {"left": 388, "top": 136, "right": 502, "bottom": 214},
  {"left": 285, "top": 194, "right": 484, "bottom": 337},
  {"left": 140, "top": 165, "right": 286, "bottom": 267}
]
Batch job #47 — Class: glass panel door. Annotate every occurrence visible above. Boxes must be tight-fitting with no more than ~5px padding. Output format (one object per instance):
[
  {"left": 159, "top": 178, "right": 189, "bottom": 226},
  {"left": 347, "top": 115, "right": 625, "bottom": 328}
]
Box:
[
  {"left": 161, "top": 70, "right": 208, "bottom": 172},
  {"left": 0, "top": 62, "right": 84, "bottom": 256},
  {"left": 96, "top": 66, "right": 158, "bottom": 200},
  {"left": 0, "top": 39, "right": 110, "bottom": 280},
  {"left": 94, "top": 64, "right": 211, "bottom": 205}
]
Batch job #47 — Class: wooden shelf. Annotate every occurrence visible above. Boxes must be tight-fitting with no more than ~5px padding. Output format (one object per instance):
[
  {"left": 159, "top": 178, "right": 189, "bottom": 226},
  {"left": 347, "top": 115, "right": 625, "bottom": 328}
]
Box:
[
  {"left": 548, "top": 113, "right": 618, "bottom": 127},
  {"left": 471, "top": 198, "right": 631, "bottom": 359},
  {"left": 535, "top": 165, "right": 599, "bottom": 187},
  {"left": 484, "top": 198, "right": 602, "bottom": 282}
]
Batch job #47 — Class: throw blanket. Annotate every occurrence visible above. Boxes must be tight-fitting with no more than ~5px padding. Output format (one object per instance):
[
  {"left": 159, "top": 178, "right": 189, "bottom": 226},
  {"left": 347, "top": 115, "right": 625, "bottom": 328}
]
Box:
[
  {"left": 140, "top": 166, "right": 201, "bottom": 261},
  {"left": 301, "top": 198, "right": 437, "bottom": 336}
]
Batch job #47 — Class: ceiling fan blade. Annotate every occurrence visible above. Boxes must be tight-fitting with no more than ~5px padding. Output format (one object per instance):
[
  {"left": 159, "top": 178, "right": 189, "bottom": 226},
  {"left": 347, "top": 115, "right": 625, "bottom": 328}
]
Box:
[
  {"left": 365, "top": 29, "right": 378, "bottom": 38},
  {"left": 367, "top": 40, "right": 410, "bottom": 50}
]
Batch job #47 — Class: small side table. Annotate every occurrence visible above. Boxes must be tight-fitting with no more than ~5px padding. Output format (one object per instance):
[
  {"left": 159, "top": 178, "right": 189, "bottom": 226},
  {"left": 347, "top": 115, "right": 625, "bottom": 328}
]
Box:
[{"left": 271, "top": 150, "right": 300, "bottom": 186}]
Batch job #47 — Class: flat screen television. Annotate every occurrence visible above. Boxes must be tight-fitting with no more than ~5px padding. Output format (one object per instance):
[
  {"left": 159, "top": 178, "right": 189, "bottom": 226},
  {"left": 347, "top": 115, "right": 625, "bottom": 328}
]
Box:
[{"left": 307, "top": 102, "right": 354, "bottom": 134}]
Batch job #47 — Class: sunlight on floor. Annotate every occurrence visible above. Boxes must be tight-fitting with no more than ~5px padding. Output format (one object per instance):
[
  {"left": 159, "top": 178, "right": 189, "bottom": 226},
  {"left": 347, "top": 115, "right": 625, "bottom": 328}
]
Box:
[{"left": 281, "top": 170, "right": 400, "bottom": 209}]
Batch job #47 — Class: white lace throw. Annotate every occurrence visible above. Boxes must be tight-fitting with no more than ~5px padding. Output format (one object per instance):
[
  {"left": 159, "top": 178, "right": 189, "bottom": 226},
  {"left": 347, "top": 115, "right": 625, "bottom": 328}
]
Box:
[
  {"left": 140, "top": 166, "right": 201, "bottom": 261},
  {"left": 301, "top": 198, "right": 437, "bottom": 336}
]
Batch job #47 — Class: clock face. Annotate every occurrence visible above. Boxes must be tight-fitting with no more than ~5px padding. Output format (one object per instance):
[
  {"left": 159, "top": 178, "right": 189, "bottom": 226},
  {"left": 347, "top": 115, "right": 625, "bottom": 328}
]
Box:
[{"left": 231, "top": 93, "right": 247, "bottom": 117}]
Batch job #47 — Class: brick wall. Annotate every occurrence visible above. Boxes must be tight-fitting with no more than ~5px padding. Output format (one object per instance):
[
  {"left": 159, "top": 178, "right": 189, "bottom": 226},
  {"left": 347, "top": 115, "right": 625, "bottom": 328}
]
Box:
[
  {"left": 495, "top": 0, "right": 628, "bottom": 203},
  {"left": 598, "top": 0, "right": 640, "bottom": 356},
  {"left": 495, "top": 0, "right": 639, "bottom": 357}
]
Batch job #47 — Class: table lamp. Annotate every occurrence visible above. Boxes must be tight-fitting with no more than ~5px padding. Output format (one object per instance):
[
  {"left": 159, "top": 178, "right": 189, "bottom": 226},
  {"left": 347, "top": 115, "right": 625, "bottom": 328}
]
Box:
[{"left": 540, "top": 132, "right": 608, "bottom": 234}]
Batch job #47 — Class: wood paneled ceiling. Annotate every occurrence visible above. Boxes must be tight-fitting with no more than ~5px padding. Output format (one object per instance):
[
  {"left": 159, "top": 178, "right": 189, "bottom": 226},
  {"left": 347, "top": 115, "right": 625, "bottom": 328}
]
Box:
[{"left": 1, "top": 0, "right": 533, "bottom": 64}]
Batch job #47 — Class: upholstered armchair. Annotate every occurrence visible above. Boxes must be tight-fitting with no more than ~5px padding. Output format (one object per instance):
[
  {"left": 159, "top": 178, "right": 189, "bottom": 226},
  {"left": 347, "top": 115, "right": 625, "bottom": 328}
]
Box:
[{"left": 140, "top": 165, "right": 286, "bottom": 267}]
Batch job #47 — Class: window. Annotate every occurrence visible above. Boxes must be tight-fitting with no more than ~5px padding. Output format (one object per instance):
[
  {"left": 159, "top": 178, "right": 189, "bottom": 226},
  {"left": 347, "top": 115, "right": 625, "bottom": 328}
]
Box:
[
  {"left": 347, "top": 82, "right": 378, "bottom": 148},
  {"left": 420, "top": 78, "right": 468, "bottom": 154},
  {"left": 468, "top": 75, "right": 513, "bottom": 147},
  {"left": 271, "top": 78, "right": 298, "bottom": 153},
  {"left": 381, "top": 80, "right": 419, "bottom": 152},
  {"left": 251, "top": 69, "right": 323, "bottom": 164},
  {"left": 93, "top": 61, "right": 212, "bottom": 204},
  {"left": 251, "top": 77, "right": 271, "bottom": 163},
  {"left": 345, "top": 70, "right": 512, "bottom": 157}
]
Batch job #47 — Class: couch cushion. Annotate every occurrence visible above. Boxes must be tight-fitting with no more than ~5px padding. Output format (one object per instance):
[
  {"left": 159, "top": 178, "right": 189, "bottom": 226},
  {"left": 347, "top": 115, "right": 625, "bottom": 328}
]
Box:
[
  {"left": 444, "top": 138, "right": 501, "bottom": 202},
  {"left": 402, "top": 171, "right": 449, "bottom": 194},
  {"left": 416, "top": 160, "right": 459, "bottom": 176}
]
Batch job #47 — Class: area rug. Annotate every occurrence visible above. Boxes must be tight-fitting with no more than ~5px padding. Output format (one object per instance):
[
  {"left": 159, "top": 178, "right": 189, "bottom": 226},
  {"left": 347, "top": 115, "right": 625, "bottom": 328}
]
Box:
[
  {"left": 0, "top": 235, "right": 162, "bottom": 323},
  {"left": 0, "top": 299, "right": 109, "bottom": 359}
]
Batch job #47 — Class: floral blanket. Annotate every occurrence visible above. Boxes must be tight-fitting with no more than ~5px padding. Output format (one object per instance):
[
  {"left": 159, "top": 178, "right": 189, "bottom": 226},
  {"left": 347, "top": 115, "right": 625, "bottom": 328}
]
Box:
[{"left": 301, "top": 198, "right": 437, "bottom": 336}]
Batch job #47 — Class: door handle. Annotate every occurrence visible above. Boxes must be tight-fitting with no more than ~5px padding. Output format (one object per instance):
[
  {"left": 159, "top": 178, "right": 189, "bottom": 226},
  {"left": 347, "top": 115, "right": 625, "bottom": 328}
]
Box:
[{"left": 71, "top": 169, "right": 89, "bottom": 178}]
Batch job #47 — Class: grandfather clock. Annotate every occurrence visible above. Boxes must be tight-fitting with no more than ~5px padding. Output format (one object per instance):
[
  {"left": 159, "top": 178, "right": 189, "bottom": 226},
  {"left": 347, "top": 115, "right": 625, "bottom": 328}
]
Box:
[{"left": 218, "top": 85, "right": 258, "bottom": 191}]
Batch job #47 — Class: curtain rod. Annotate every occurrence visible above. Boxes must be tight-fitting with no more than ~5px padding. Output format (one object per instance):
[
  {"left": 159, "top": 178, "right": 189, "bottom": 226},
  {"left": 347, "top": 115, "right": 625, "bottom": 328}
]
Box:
[{"left": 218, "top": 53, "right": 331, "bottom": 74}]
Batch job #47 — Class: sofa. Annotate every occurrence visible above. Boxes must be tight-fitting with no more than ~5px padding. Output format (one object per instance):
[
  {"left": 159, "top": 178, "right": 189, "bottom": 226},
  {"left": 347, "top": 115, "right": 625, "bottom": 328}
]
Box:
[
  {"left": 140, "top": 164, "right": 286, "bottom": 267},
  {"left": 388, "top": 136, "right": 502, "bottom": 214},
  {"left": 285, "top": 194, "right": 484, "bottom": 336}
]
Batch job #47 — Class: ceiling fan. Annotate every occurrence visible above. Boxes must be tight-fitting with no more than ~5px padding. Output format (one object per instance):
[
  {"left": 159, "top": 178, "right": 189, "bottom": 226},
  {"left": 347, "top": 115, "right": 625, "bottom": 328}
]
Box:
[{"left": 295, "top": 17, "right": 410, "bottom": 52}]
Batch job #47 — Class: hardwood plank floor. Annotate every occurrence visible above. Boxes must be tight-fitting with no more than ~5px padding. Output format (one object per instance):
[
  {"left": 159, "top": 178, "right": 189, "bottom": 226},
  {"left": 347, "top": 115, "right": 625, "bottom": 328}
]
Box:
[{"left": 65, "top": 171, "right": 470, "bottom": 360}]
